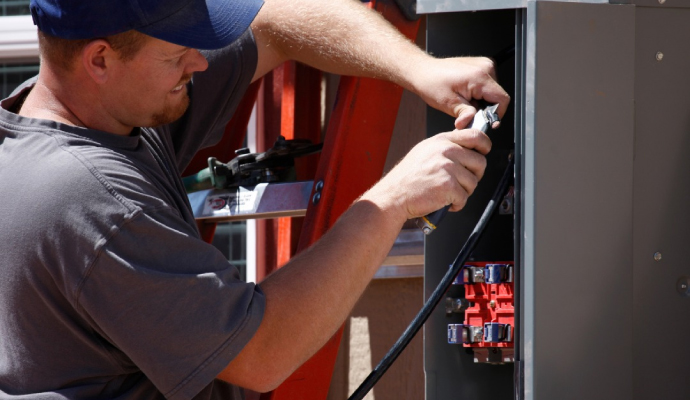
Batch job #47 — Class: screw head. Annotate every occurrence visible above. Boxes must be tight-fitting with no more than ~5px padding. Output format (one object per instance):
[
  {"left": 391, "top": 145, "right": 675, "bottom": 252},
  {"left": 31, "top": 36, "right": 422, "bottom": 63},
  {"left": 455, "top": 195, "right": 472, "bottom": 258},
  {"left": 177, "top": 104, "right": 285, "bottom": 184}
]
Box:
[
  {"left": 656, "top": 52, "right": 664, "bottom": 61},
  {"left": 489, "top": 300, "right": 496, "bottom": 309},
  {"left": 658, "top": 0, "right": 666, "bottom": 4},
  {"left": 654, "top": 252, "right": 662, "bottom": 261}
]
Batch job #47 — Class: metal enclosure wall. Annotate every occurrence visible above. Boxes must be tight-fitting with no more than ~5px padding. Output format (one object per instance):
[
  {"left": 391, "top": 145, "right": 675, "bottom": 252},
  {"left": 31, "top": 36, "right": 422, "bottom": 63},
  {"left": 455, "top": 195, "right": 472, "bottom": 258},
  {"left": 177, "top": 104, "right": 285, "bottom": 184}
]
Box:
[
  {"left": 523, "top": 3, "right": 635, "bottom": 399},
  {"left": 424, "top": 1, "right": 690, "bottom": 399},
  {"left": 632, "top": 6, "right": 690, "bottom": 398}
]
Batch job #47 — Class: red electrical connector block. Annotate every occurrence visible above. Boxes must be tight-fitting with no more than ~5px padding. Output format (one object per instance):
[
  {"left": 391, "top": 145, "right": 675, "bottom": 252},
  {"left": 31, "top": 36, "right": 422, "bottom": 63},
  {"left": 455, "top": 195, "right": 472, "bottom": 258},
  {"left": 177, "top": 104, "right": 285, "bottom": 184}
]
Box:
[{"left": 447, "top": 261, "right": 514, "bottom": 364}]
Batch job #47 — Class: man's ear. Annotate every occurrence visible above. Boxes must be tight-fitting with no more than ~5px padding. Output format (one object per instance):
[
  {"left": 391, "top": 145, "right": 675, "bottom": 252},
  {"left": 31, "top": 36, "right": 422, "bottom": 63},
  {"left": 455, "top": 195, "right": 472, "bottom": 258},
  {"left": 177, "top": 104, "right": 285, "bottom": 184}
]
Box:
[{"left": 81, "top": 39, "right": 114, "bottom": 84}]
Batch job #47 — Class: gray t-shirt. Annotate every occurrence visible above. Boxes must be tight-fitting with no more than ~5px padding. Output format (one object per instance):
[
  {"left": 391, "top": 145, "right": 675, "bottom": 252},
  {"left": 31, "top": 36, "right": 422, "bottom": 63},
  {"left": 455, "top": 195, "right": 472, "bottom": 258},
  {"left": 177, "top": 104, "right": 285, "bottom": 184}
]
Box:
[{"left": 0, "top": 30, "right": 265, "bottom": 400}]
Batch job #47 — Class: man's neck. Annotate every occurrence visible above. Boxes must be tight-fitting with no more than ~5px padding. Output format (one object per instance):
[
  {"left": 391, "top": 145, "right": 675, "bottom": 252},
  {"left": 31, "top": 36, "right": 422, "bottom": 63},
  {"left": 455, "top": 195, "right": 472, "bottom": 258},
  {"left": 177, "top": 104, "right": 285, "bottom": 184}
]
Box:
[
  {"left": 18, "top": 75, "right": 133, "bottom": 135},
  {"left": 19, "top": 80, "right": 88, "bottom": 128}
]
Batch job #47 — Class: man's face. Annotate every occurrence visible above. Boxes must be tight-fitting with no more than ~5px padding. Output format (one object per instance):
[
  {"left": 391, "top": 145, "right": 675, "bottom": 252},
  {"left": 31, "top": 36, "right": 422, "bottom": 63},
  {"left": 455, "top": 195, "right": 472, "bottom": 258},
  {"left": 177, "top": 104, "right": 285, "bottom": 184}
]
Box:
[{"left": 104, "top": 36, "right": 209, "bottom": 128}]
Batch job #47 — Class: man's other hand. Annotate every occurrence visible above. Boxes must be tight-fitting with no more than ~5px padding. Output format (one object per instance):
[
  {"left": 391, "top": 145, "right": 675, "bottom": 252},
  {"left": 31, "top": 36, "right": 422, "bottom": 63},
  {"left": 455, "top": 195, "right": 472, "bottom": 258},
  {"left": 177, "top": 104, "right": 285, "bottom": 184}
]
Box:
[
  {"left": 361, "top": 128, "right": 492, "bottom": 221},
  {"left": 410, "top": 57, "right": 510, "bottom": 130}
]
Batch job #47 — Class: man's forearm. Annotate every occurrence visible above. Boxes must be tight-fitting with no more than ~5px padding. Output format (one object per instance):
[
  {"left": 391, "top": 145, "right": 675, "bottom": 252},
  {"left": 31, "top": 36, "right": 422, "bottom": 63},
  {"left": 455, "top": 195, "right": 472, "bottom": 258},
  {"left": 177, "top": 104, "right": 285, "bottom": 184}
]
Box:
[
  {"left": 251, "top": 0, "right": 510, "bottom": 129},
  {"left": 219, "top": 194, "right": 406, "bottom": 392},
  {"left": 217, "top": 128, "right": 492, "bottom": 392},
  {"left": 251, "top": 0, "right": 428, "bottom": 91}
]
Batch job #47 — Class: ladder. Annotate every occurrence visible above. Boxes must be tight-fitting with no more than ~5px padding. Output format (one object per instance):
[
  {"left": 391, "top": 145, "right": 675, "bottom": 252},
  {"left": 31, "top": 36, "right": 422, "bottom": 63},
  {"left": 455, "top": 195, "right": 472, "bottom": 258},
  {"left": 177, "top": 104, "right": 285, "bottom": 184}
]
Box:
[{"left": 184, "top": 1, "right": 421, "bottom": 397}]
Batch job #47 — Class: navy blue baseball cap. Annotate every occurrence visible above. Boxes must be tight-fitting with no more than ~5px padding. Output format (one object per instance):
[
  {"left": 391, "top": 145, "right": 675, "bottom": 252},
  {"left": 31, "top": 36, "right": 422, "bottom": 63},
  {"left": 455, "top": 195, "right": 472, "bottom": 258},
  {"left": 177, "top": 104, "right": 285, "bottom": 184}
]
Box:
[{"left": 30, "top": 0, "right": 264, "bottom": 50}]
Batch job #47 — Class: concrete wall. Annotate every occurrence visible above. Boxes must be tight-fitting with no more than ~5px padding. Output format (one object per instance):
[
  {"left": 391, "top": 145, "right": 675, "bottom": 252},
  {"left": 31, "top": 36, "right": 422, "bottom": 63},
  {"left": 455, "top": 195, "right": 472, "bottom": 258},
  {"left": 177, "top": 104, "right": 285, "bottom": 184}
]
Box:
[{"left": 327, "top": 278, "right": 425, "bottom": 400}]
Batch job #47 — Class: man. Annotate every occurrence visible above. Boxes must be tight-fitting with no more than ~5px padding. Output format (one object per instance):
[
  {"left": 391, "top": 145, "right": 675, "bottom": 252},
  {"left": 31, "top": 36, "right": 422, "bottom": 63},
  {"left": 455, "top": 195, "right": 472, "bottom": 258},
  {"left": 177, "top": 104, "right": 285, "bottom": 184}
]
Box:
[{"left": 0, "top": 0, "right": 509, "bottom": 399}]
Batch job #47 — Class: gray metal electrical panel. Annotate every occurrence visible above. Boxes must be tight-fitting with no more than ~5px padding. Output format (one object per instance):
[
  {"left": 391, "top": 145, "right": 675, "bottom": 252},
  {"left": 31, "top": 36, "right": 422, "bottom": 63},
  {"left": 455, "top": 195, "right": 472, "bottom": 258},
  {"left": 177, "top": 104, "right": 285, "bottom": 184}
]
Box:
[{"left": 420, "top": 1, "right": 690, "bottom": 399}]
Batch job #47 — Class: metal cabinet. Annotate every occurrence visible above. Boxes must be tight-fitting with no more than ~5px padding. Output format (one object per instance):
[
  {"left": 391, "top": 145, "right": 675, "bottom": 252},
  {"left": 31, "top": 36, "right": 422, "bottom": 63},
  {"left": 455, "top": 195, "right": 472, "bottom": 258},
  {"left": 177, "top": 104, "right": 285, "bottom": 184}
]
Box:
[{"left": 421, "top": 1, "right": 690, "bottom": 399}]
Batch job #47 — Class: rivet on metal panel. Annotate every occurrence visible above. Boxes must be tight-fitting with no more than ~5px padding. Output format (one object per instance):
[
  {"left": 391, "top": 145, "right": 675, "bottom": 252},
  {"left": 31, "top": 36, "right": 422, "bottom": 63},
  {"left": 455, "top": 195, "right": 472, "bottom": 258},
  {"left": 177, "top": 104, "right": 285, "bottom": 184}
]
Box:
[
  {"left": 656, "top": 52, "right": 664, "bottom": 61},
  {"left": 312, "top": 180, "right": 324, "bottom": 205},
  {"left": 653, "top": 252, "right": 662, "bottom": 261},
  {"left": 499, "top": 186, "right": 514, "bottom": 215}
]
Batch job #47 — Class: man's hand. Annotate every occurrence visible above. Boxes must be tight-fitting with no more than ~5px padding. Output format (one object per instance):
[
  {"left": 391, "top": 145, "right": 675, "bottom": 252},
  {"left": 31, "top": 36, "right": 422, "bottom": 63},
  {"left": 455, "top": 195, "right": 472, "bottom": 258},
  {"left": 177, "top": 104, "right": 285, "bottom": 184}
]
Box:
[
  {"left": 361, "top": 128, "right": 492, "bottom": 222},
  {"left": 408, "top": 57, "right": 510, "bottom": 130}
]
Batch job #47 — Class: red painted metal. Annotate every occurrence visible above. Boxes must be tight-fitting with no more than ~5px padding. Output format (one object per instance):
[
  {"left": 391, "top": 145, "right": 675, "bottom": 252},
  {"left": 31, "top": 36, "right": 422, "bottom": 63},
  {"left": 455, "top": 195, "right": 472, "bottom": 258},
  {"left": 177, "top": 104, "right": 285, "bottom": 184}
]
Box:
[
  {"left": 262, "top": 1, "right": 421, "bottom": 399},
  {"left": 276, "top": 61, "right": 297, "bottom": 267},
  {"left": 277, "top": 62, "right": 323, "bottom": 267},
  {"left": 255, "top": 62, "right": 322, "bottom": 278},
  {"left": 197, "top": 222, "right": 218, "bottom": 246},
  {"left": 256, "top": 68, "right": 283, "bottom": 279},
  {"left": 292, "top": 63, "right": 323, "bottom": 180}
]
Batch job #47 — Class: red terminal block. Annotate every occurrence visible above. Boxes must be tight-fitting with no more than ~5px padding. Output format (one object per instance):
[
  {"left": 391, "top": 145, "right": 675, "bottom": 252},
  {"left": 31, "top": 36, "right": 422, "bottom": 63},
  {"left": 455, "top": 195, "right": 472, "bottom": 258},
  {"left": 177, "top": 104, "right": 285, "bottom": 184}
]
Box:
[{"left": 460, "top": 261, "right": 514, "bottom": 351}]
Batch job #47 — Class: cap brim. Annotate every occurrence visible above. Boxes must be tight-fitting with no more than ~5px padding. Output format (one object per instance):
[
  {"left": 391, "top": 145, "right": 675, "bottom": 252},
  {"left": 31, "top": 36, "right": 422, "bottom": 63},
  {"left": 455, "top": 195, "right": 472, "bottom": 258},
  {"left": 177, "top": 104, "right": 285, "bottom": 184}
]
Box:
[{"left": 137, "top": 0, "right": 264, "bottom": 50}]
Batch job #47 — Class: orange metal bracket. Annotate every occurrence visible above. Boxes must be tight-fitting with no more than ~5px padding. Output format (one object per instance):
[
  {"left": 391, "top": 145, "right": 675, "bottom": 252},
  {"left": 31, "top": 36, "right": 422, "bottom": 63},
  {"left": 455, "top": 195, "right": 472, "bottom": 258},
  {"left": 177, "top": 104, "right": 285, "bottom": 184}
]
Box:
[{"left": 255, "top": 61, "right": 322, "bottom": 281}]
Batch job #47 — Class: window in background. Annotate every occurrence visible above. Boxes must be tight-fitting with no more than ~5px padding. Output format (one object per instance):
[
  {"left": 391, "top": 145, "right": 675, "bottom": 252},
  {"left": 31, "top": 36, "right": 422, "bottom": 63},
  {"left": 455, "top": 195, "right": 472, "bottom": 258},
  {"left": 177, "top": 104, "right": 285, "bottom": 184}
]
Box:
[
  {"left": 1, "top": 63, "right": 38, "bottom": 98},
  {"left": 0, "top": 0, "right": 30, "bottom": 16},
  {"left": 211, "top": 222, "right": 248, "bottom": 281}
]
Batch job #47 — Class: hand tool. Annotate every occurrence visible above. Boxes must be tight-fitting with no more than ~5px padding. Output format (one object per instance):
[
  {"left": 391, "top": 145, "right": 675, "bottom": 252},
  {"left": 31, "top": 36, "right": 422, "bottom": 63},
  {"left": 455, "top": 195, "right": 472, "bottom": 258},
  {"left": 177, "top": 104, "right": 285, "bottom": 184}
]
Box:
[{"left": 415, "top": 104, "right": 500, "bottom": 235}]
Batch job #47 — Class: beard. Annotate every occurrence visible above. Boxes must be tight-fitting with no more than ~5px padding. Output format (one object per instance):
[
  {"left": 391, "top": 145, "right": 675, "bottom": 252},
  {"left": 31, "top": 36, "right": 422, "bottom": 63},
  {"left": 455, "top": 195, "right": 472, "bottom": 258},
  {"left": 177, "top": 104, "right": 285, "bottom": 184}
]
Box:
[
  {"left": 150, "top": 91, "right": 190, "bottom": 127},
  {"left": 150, "top": 73, "right": 193, "bottom": 127}
]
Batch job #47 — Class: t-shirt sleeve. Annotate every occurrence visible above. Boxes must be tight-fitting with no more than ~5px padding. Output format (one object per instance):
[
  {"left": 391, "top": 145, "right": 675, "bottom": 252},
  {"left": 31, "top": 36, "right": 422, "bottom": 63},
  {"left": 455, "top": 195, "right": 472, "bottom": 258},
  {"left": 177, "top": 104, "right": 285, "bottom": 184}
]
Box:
[
  {"left": 165, "top": 28, "right": 259, "bottom": 173},
  {"left": 75, "top": 207, "right": 265, "bottom": 400}
]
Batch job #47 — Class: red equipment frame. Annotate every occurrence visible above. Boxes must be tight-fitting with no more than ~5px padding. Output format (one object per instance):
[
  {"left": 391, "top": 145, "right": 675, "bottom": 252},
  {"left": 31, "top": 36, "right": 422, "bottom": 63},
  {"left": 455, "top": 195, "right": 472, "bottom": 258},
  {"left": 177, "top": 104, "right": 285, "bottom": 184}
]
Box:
[
  {"left": 462, "top": 262, "right": 515, "bottom": 350},
  {"left": 186, "top": 1, "right": 421, "bottom": 398}
]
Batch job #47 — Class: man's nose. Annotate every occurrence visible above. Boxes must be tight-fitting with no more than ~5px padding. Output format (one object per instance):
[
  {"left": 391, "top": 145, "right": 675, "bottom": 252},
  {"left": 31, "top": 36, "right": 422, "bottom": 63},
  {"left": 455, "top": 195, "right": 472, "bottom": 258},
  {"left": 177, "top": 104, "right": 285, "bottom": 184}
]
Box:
[{"left": 186, "top": 49, "right": 209, "bottom": 73}]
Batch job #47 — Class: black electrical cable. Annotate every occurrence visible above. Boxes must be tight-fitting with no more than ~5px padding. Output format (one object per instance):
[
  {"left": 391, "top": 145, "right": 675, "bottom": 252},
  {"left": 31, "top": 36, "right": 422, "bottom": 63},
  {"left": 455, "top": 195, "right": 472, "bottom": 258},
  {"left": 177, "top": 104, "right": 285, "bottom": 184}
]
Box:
[{"left": 347, "top": 154, "right": 514, "bottom": 400}]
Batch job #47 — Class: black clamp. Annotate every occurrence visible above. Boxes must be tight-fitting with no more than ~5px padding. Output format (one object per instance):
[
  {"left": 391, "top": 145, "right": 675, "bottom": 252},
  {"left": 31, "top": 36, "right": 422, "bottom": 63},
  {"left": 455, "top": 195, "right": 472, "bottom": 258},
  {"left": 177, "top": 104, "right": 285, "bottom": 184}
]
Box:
[{"left": 208, "top": 135, "right": 322, "bottom": 189}]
